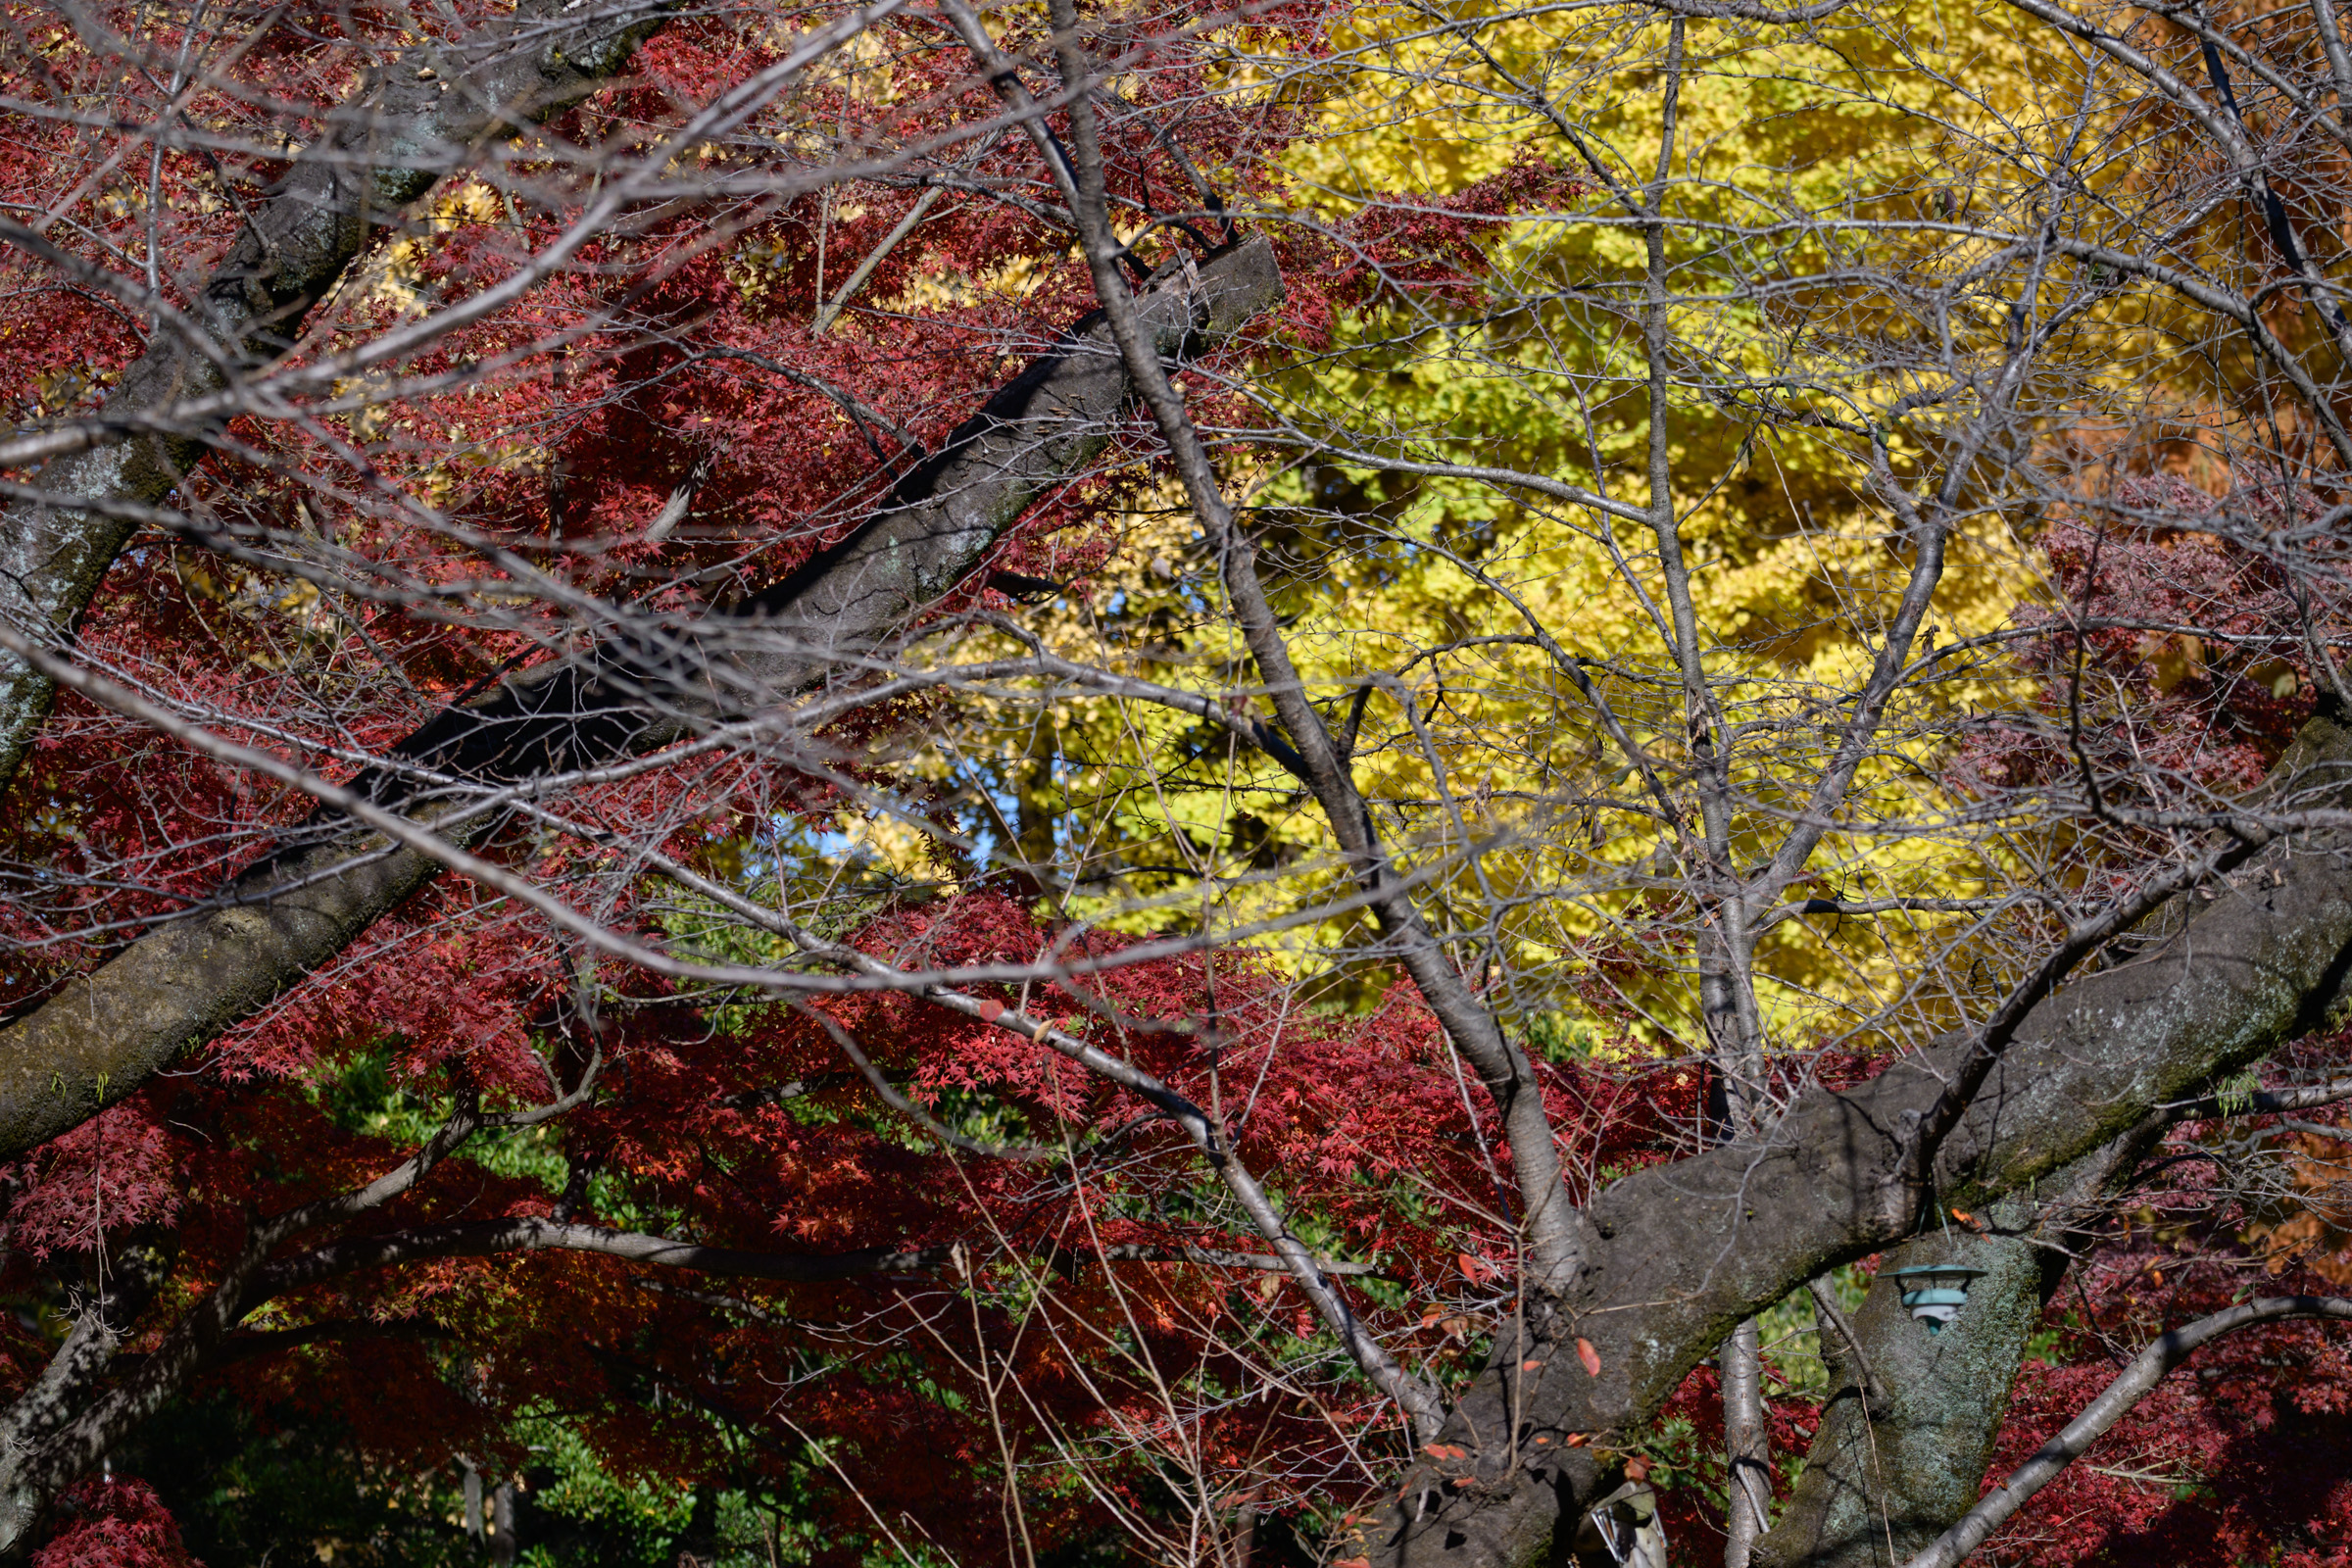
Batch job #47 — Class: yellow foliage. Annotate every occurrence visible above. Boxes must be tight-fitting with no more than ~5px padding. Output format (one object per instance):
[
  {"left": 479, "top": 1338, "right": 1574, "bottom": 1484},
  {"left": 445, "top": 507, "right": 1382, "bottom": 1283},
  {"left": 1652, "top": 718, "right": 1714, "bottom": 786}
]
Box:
[{"left": 839, "top": 2, "right": 2275, "bottom": 1064}]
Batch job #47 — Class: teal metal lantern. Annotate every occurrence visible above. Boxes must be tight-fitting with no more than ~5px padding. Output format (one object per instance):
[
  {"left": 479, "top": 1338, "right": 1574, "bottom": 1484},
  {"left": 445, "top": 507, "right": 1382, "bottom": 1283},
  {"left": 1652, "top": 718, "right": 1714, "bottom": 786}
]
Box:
[{"left": 1892, "top": 1264, "right": 1987, "bottom": 1334}]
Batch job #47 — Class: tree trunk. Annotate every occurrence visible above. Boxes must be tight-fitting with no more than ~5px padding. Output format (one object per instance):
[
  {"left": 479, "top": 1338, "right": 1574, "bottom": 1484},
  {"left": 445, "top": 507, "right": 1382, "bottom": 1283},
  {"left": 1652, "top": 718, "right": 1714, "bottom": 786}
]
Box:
[
  {"left": 0, "top": 0, "right": 675, "bottom": 794},
  {"left": 0, "top": 240, "right": 1284, "bottom": 1160},
  {"left": 1371, "top": 704, "right": 2352, "bottom": 1568},
  {"left": 1723, "top": 1318, "right": 1772, "bottom": 1568},
  {"left": 1752, "top": 1209, "right": 2059, "bottom": 1568}
]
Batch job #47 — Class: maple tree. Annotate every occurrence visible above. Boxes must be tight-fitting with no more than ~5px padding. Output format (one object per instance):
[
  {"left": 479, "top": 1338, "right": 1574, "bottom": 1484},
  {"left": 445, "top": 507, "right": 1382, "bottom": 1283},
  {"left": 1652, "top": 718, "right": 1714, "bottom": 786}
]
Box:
[{"left": 3, "top": 0, "right": 2352, "bottom": 1566}]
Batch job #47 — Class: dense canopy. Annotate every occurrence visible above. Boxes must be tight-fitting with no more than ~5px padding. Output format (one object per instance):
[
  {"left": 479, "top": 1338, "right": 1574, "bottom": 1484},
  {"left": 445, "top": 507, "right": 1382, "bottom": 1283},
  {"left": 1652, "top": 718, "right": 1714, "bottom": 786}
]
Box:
[{"left": 1, "top": 1, "right": 2351, "bottom": 1566}]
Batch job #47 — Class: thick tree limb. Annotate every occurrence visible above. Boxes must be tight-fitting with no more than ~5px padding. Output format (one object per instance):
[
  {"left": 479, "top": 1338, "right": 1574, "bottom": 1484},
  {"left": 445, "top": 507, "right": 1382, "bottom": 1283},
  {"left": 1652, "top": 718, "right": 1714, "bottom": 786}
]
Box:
[
  {"left": 1374, "top": 704, "right": 2352, "bottom": 1568},
  {"left": 1754, "top": 1118, "right": 2173, "bottom": 1568},
  {"left": 0, "top": 238, "right": 1281, "bottom": 1160},
  {"left": 0, "top": 0, "right": 677, "bottom": 793},
  {"left": 1753, "top": 1199, "right": 2064, "bottom": 1568},
  {"left": 1901, "top": 1297, "right": 2352, "bottom": 1568}
]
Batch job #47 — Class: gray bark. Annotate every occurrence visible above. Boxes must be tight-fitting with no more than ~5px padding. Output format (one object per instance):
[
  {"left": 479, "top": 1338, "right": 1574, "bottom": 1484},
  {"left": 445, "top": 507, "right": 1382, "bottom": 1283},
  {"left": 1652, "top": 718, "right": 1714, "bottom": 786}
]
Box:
[
  {"left": 1722, "top": 1317, "right": 1771, "bottom": 1568},
  {"left": 1753, "top": 1123, "right": 2169, "bottom": 1567},
  {"left": 1370, "top": 704, "right": 2352, "bottom": 1568},
  {"left": 0, "top": 0, "right": 676, "bottom": 794},
  {"left": 492, "top": 1479, "right": 518, "bottom": 1565},
  {"left": 0, "top": 239, "right": 1284, "bottom": 1160},
  {"left": 1751, "top": 1205, "right": 2061, "bottom": 1568}
]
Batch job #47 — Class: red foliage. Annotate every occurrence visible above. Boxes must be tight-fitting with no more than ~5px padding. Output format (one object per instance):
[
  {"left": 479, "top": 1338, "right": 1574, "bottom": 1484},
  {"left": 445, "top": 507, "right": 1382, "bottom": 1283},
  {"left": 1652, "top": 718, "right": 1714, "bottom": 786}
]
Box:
[
  {"left": 31, "top": 1479, "right": 200, "bottom": 1568},
  {"left": 3, "top": 1104, "right": 181, "bottom": 1261},
  {"left": 1950, "top": 469, "right": 2347, "bottom": 804},
  {"left": 1983, "top": 1237, "right": 2352, "bottom": 1566},
  {"left": 6, "top": 5, "right": 2344, "bottom": 1565}
]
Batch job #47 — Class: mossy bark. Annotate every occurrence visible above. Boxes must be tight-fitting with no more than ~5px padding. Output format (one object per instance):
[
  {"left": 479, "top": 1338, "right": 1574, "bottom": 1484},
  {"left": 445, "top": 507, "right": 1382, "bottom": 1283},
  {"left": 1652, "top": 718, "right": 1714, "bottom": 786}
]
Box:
[{"left": 1753, "top": 1210, "right": 2060, "bottom": 1568}]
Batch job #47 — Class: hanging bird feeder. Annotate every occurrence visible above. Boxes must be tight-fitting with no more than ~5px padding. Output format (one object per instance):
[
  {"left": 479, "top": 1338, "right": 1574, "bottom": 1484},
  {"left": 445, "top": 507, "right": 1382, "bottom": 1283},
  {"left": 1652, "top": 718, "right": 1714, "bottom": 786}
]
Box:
[{"left": 1892, "top": 1264, "right": 1986, "bottom": 1334}]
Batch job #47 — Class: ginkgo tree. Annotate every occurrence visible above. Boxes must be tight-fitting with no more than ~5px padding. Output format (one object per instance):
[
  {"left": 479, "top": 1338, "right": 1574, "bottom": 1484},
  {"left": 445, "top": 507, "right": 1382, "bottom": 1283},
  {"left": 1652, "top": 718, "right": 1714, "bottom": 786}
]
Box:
[{"left": 3, "top": 0, "right": 2352, "bottom": 1566}]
